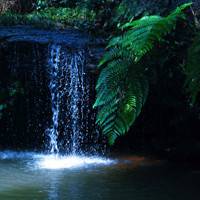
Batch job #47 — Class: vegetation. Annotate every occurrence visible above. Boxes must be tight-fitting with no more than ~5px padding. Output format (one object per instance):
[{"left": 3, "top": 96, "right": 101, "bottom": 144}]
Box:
[
  {"left": 94, "top": 3, "right": 197, "bottom": 144},
  {"left": 185, "top": 33, "right": 200, "bottom": 104},
  {"left": 0, "top": 0, "right": 119, "bottom": 33},
  {"left": 0, "top": 7, "right": 96, "bottom": 30},
  {"left": 1, "top": 0, "right": 200, "bottom": 148},
  {"left": 0, "top": 81, "right": 23, "bottom": 119},
  {"left": 0, "top": 0, "right": 176, "bottom": 34}
]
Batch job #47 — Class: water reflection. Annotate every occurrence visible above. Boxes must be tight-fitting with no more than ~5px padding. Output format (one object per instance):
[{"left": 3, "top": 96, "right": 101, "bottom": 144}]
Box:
[
  {"left": 47, "top": 171, "right": 63, "bottom": 200},
  {"left": 0, "top": 151, "right": 200, "bottom": 200}
]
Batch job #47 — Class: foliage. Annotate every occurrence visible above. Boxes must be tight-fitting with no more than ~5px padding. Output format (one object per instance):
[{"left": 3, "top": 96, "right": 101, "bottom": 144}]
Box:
[
  {"left": 94, "top": 3, "right": 192, "bottom": 144},
  {"left": 107, "top": 3, "right": 191, "bottom": 62},
  {"left": 113, "top": 0, "right": 169, "bottom": 27},
  {"left": 35, "top": 0, "right": 49, "bottom": 10},
  {"left": 34, "top": 0, "right": 121, "bottom": 33},
  {"left": 0, "top": 0, "right": 199, "bottom": 147},
  {"left": 0, "top": 7, "right": 96, "bottom": 29},
  {"left": 185, "top": 33, "right": 200, "bottom": 104},
  {"left": 0, "top": 81, "right": 23, "bottom": 119},
  {"left": 29, "top": 7, "right": 96, "bottom": 26},
  {"left": 35, "top": 0, "right": 79, "bottom": 9},
  {"left": 0, "top": 0, "right": 120, "bottom": 33},
  {"left": 0, "top": 0, "right": 194, "bottom": 34}
]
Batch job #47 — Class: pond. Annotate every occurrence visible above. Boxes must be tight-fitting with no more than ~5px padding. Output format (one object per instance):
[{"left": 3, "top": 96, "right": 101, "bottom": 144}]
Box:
[{"left": 0, "top": 151, "right": 200, "bottom": 200}]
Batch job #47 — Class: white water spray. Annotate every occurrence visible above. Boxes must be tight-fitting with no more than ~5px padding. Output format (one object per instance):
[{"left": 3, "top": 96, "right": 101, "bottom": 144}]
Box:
[
  {"left": 46, "top": 44, "right": 96, "bottom": 154},
  {"left": 47, "top": 45, "right": 61, "bottom": 153}
]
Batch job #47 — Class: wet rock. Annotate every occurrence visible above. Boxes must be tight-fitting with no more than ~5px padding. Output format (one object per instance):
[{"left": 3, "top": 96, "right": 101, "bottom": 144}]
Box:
[
  {"left": 0, "top": 0, "right": 35, "bottom": 14},
  {"left": 0, "top": 26, "right": 105, "bottom": 150}
]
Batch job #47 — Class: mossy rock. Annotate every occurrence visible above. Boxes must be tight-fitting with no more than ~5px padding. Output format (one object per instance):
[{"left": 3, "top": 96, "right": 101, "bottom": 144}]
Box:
[{"left": 0, "top": 0, "right": 35, "bottom": 14}]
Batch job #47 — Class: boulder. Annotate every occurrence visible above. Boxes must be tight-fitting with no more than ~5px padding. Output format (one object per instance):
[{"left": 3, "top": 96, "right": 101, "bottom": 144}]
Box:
[{"left": 0, "top": 0, "right": 35, "bottom": 14}]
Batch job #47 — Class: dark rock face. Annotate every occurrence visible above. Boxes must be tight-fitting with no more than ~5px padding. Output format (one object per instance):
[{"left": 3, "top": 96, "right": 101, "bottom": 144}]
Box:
[
  {"left": 0, "top": 26, "right": 104, "bottom": 151},
  {"left": 0, "top": 0, "right": 20, "bottom": 14},
  {"left": 0, "top": 26, "right": 104, "bottom": 72},
  {"left": 0, "top": 26, "right": 103, "bottom": 47},
  {"left": 0, "top": 42, "right": 50, "bottom": 150},
  {"left": 0, "top": 0, "right": 35, "bottom": 14}
]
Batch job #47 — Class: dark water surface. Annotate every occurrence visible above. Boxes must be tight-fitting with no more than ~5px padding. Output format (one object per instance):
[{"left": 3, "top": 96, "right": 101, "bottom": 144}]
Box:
[{"left": 0, "top": 152, "right": 200, "bottom": 200}]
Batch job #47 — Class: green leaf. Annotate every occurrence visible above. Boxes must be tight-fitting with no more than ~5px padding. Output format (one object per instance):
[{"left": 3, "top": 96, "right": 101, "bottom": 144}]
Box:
[{"left": 94, "top": 3, "right": 190, "bottom": 145}]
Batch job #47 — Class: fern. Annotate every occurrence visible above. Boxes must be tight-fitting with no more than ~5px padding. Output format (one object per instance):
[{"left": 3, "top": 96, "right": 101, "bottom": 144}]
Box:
[
  {"left": 185, "top": 33, "right": 200, "bottom": 104},
  {"left": 94, "top": 3, "right": 191, "bottom": 145},
  {"left": 108, "top": 3, "right": 192, "bottom": 62},
  {"left": 113, "top": 0, "right": 173, "bottom": 26},
  {"left": 95, "top": 58, "right": 148, "bottom": 145}
]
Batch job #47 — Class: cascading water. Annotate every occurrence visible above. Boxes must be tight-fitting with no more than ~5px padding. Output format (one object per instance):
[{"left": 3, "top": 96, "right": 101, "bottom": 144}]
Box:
[
  {"left": 46, "top": 44, "right": 101, "bottom": 155},
  {"left": 47, "top": 45, "right": 61, "bottom": 153},
  {"left": 0, "top": 28, "right": 113, "bottom": 171},
  {"left": 69, "top": 51, "right": 85, "bottom": 154}
]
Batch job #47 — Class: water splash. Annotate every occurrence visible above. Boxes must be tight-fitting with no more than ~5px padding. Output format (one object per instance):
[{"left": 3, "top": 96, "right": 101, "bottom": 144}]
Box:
[
  {"left": 37, "top": 155, "right": 115, "bottom": 169},
  {"left": 0, "top": 151, "right": 116, "bottom": 170}
]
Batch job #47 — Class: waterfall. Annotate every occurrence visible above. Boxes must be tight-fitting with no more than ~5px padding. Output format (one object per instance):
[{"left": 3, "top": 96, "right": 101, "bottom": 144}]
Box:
[
  {"left": 1, "top": 40, "right": 105, "bottom": 154},
  {"left": 46, "top": 44, "right": 98, "bottom": 155},
  {"left": 46, "top": 45, "right": 61, "bottom": 153}
]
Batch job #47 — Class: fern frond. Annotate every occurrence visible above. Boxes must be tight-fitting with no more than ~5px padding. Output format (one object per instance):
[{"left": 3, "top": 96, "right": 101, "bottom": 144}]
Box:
[
  {"left": 108, "top": 3, "right": 192, "bottom": 62},
  {"left": 95, "top": 58, "right": 148, "bottom": 144},
  {"left": 94, "top": 3, "right": 191, "bottom": 145},
  {"left": 104, "top": 76, "right": 149, "bottom": 145},
  {"left": 185, "top": 33, "right": 200, "bottom": 104}
]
